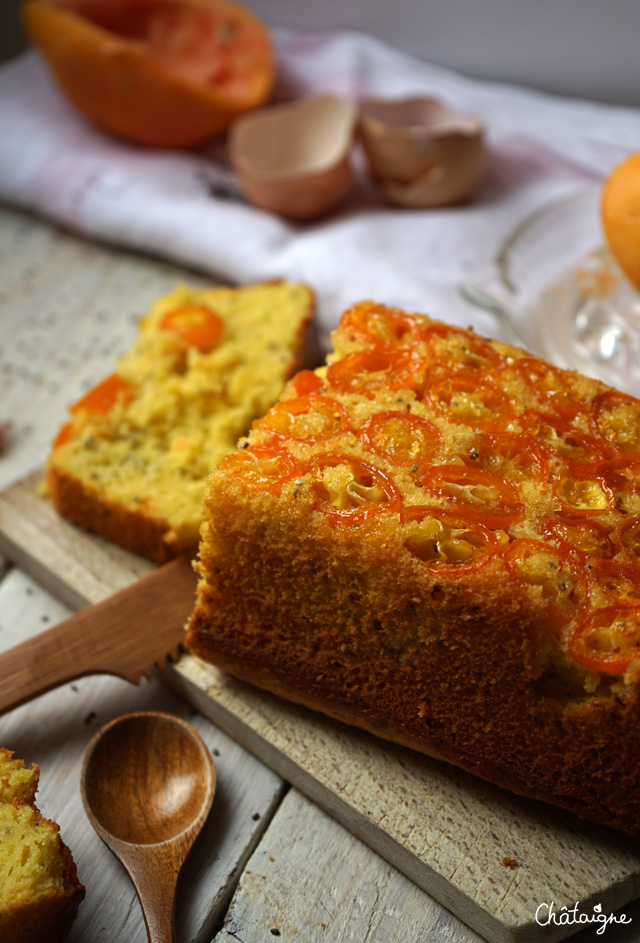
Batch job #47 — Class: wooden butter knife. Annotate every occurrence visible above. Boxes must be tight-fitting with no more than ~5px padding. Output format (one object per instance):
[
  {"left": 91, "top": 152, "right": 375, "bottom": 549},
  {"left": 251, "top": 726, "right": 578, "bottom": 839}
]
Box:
[{"left": 0, "top": 554, "right": 198, "bottom": 716}]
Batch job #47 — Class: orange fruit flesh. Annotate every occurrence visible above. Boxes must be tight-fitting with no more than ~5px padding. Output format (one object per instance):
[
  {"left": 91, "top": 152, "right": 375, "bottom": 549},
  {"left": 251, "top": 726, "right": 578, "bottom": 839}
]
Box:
[
  {"left": 22, "top": 0, "right": 275, "bottom": 146},
  {"left": 57, "top": 0, "right": 266, "bottom": 93}
]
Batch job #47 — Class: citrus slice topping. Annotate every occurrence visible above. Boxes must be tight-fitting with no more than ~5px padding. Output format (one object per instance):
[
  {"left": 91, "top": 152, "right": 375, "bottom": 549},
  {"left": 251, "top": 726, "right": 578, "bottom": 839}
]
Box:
[
  {"left": 160, "top": 304, "right": 223, "bottom": 352},
  {"left": 310, "top": 453, "right": 401, "bottom": 523},
  {"left": 401, "top": 506, "right": 497, "bottom": 573}
]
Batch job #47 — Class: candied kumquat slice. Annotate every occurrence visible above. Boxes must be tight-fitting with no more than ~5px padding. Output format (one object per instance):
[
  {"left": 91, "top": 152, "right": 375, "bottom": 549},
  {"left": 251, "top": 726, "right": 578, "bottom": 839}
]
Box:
[
  {"left": 70, "top": 374, "right": 132, "bottom": 416},
  {"left": 591, "top": 390, "right": 640, "bottom": 455},
  {"left": 358, "top": 411, "right": 441, "bottom": 465},
  {"left": 338, "top": 301, "right": 427, "bottom": 349},
  {"left": 419, "top": 464, "right": 524, "bottom": 529},
  {"left": 542, "top": 517, "right": 614, "bottom": 559},
  {"left": 219, "top": 445, "right": 303, "bottom": 493},
  {"left": 160, "top": 304, "right": 224, "bottom": 352},
  {"left": 310, "top": 453, "right": 401, "bottom": 522},
  {"left": 514, "top": 356, "right": 564, "bottom": 395},
  {"left": 602, "top": 459, "right": 640, "bottom": 512},
  {"left": 551, "top": 465, "right": 614, "bottom": 517},
  {"left": 401, "top": 506, "right": 497, "bottom": 572},
  {"left": 292, "top": 370, "right": 324, "bottom": 396},
  {"left": 591, "top": 559, "right": 640, "bottom": 606},
  {"left": 425, "top": 374, "right": 515, "bottom": 432},
  {"left": 569, "top": 606, "right": 640, "bottom": 675},
  {"left": 256, "top": 395, "right": 352, "bottom": 441},
  {"left": 513, "top": 357, "right": 587, "bottom": 415},
  {"left": 505, "top": 538, "right": 588, "bottom": 634},
  {"left": 465, "top": 431, "right": 549, "bottom": 484},
  {"left": 616, "top": 516, "right": 640, "bottom": 561},
  {"left": 326, "top": 349, "right": 426, "bottom": 397},
  {"left": 520, "top": 410, "right": 606, "bottom": 464},
  {"left": 422, "top": 322, "right": 504, "bottom": 373}
]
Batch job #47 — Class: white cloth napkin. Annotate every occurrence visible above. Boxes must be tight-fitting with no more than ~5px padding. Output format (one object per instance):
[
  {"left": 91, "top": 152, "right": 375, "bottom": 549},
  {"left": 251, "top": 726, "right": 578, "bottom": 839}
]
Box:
[{"left": 1, "top": 26, "right": 640, "bottom": 489}]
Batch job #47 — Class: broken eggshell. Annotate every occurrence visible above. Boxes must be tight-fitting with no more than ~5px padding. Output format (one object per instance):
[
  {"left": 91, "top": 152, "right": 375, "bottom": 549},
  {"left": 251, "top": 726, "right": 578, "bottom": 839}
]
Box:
[
  {"left": 228, "top": 94, "right": 357, "bottom": 220},
  {"left": 358, "top": 97, "right": 485, "bottom": 208}
]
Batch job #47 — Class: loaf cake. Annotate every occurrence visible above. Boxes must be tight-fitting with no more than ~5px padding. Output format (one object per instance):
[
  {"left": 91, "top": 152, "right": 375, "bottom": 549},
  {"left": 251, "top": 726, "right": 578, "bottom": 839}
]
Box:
[
  {"left": 0, "top": 749, "right": 85, "bottom": 942},
  {"left": 187, "top": 299, "right": 640, "bottom": 837},
  {"left": 47, "top": 281, "right": 314, "bottom": 562}
]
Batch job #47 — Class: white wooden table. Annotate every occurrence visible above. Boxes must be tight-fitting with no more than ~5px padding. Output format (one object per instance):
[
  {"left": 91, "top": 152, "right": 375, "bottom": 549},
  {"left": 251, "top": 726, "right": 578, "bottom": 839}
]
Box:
[{"left": 0, "top": 201, "right": 637, "bottom": 943}]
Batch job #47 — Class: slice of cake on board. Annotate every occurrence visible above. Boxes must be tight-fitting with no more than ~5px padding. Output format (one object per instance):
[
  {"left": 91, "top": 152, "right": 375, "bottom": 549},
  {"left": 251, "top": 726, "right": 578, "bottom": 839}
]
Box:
[
  {"left": 187, "top": 299, "right": 640, "bottom": 838},
  {"left": 47, "top": 281, "right": 314, "bottom": 563}
]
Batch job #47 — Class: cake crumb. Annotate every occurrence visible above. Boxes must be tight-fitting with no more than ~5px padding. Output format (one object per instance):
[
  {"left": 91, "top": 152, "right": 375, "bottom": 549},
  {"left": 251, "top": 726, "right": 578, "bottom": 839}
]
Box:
[{"left": 502, "top": 856, "right": 518, "bottom": 870}]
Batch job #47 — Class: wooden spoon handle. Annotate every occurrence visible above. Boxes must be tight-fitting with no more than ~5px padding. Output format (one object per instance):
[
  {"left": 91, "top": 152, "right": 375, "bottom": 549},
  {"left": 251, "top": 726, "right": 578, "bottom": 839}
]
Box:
[
  {"left": 105, "top": 833, "right": 200, "bottom": 943},
  {"left": 133, "top": 861, "right": 178, "bottom": 943},
  {"left": 0, "top": 554, "right": 198, "bottom": 716},
  {"left": 125, "top": 842, "right": 186, "bottom": 943}
]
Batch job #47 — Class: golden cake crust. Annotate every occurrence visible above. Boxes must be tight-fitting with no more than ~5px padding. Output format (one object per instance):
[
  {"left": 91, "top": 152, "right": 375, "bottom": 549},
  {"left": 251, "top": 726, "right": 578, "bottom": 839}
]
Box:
[
  {"left": 188, "top": 488, "right": 640, "bottom": 834},
  {"left": 47, "top": 463, "right": 182, "bottom": 563},
  {"left": 187, "top": 300, "right": 640, "bottom": 838}
]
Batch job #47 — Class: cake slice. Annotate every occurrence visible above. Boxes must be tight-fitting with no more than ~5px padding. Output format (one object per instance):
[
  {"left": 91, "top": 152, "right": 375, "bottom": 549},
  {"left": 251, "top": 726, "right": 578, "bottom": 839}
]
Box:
[
  {"left": 187, "top": 299, "right": 640, "bottom": 837},
  {"left": 0, "top": 749, "right": 85, "bottom": 943},
  {"left": 47, "top": 281, "right": 314, "bottom": 562}
]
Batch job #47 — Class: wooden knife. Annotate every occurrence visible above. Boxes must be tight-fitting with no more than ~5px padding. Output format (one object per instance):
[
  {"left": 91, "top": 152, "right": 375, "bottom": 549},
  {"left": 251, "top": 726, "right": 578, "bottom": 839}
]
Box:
[{"left": 0, "top": 554, "right": 198, "bottom": 716}]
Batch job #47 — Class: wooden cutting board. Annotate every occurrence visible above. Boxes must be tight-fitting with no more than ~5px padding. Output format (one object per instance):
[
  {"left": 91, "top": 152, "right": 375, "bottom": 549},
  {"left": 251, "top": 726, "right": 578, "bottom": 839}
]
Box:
[{"left": 2, "top": 472, "right": 640, "bottom": 943}]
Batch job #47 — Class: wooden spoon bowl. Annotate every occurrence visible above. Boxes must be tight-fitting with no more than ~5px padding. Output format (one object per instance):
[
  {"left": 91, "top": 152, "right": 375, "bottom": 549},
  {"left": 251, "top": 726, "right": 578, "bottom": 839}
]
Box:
[{"left": 81, "top": 711, "right": 216, "bottom": 942}]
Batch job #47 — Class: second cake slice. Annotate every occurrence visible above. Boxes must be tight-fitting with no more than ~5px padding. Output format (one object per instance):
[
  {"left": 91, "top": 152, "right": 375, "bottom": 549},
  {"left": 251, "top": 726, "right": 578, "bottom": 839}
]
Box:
[{"left": 47, "top": 281, "right": 314, "bottom": 562}]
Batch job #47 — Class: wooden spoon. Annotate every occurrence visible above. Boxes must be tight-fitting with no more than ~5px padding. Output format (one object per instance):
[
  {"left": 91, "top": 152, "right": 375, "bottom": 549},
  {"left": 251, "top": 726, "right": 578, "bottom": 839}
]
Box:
[{"left": 81, "top": 711, "right": 216, "bottom": 943}]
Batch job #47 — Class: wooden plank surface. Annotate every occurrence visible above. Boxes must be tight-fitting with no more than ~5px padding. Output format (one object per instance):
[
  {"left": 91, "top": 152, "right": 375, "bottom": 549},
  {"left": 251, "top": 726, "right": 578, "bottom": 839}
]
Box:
[
  {"left": 215, "top": 788, "right": 487, "bottom": 943},
  {"left": 0, "top": 565, "right": 286, "bottom": 943},
  {"left": 215, "top": 794, "right": 640, "bottom": 943},
  {"left": 2, "top": 471, "right": 640, "bottom": 943}
]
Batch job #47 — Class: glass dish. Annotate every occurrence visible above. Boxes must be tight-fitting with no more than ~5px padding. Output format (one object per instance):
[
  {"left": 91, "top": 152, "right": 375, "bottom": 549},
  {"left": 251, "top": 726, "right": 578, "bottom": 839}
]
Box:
[{"left": 459, "top": 184, "right": 640, "bottom": 397}]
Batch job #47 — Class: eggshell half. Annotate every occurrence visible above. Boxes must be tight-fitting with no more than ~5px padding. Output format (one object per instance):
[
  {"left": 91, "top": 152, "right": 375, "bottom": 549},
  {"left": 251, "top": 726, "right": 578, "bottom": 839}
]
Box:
[
  {"left": 229, "top": 94, "right": 357, "bottom": 219},
  {"left": 359, "top": 97, "right": 485, "bottom": 208}
]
